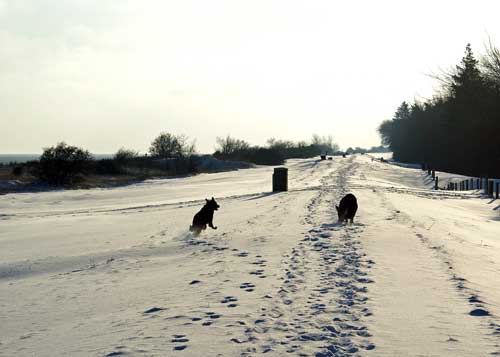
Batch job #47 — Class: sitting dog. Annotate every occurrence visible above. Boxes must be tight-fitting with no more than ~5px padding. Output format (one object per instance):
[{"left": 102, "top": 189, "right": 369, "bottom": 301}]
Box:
[
  {"left": 336, "top": 193, "right": 358, "bottom": 224},
  {"left": 190, "top": 197, "right": 220, "bottom": 236}
]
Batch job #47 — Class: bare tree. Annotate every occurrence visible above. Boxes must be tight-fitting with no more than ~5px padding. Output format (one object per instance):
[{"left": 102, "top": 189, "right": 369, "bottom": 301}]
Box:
[
  {"left": 215, "top": 135, "right": 250, "bottom": 156},
  {"left": 481, "top": 38, "right": 500, "bottom": 86},
  {"left": 149, "top": 133, "right": 196, "bottom": 158}
]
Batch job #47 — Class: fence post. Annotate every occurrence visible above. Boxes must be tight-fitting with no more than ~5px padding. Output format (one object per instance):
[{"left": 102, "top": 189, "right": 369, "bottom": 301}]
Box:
[
  {"left": 496, "top": 182, "right": 499, "bottom": 199},
  {"left": 272, "top": 167, "right": 288, "bottom": 192},
  {"left": 465, "top": 180, "right": 469, "bottom": 190},
  {"left": 435, "top": 176, "right": 439, "bottom": 190},
  {"left": 488, "top": 180, "right": 494, "bottom": 197},
  {"left": 431, "top": 170, "right": 435, "bottom": 180}
]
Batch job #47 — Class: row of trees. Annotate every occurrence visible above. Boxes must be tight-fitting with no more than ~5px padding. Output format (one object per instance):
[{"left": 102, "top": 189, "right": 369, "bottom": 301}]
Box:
[
  {"left": 29, "top": 133, "right": 340, "bottom": 185},
  {"left": 378, "top": 42, "right": 500, "bottom": 177},
  {"left": 213, "top": 134, "right": 339, "bottom": 165}
]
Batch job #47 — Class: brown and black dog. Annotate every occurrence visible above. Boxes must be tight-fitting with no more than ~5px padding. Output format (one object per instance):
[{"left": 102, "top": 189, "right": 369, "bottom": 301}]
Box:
[{"left": 190, "top": 197, "right": 220, "bottom": 236}]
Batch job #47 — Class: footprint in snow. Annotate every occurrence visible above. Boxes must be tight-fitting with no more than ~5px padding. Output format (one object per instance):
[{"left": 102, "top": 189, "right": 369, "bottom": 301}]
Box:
[
  {"left": 240, "top": 282, "right": 256, "bottom": 292},
  {"left": 143, "top": 307, "right": 166, "bottom": 314}
]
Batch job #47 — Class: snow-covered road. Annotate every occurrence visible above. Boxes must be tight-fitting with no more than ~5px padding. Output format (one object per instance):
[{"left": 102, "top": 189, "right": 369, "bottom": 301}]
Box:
[{"left": 1, "top": 155, "right": 500, "bottom": 356}]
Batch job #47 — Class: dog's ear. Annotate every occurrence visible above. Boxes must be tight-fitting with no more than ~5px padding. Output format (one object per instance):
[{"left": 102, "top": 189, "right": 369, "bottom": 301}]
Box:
[
  {"left": 335, "top": 205, "right": 339, "bottom": 211},
  {"left": 211, "top": 197, "right": 215, "bottom": 201},
  {"left": 206, "top": 198, "right": 209, "bottom": 202}
]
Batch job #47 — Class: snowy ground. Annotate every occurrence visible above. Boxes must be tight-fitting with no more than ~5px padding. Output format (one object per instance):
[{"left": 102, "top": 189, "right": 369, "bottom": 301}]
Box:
[{"left": 1, "top": 155, "right": 500, "bottom": 356}]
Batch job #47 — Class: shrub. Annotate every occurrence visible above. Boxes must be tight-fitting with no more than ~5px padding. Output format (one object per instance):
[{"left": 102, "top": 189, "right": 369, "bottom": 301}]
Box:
[
  {"left": 37, "top": 142, "right": 93, "bottom": 185},
  {"left": 93, "top": 159, "right": 122, "bottom": 175},
  {"left": 114, "top": 148, "right": 139, "bottom": 163},
  {"left": 12, "top": 166, "right": 24, "bottom": 176}
]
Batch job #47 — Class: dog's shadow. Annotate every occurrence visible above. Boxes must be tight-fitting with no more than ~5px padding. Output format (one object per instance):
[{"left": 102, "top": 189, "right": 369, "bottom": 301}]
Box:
[{"left": 320, "top": 222, "right": 366, "bottom": 231}]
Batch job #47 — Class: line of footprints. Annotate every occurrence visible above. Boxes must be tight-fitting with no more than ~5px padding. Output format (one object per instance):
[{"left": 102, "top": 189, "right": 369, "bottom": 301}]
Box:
[{"left": 172, "top": 250, "right": 268, "bottom": 352}]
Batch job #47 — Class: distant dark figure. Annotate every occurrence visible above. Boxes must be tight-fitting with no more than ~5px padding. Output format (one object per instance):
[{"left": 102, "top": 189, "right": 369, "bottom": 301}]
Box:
[
  {"left": 190, "top": 197, "right": 220, "bottom": 236},
  {"left": 336, "top": 193, "right": 358, "bottom": 224},
  {"left": 342, "top": 154, "right": 346, "bottom": 158}
]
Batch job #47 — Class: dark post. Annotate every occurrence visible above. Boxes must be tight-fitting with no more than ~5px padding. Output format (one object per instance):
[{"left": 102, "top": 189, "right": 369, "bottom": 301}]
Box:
[
  {"left": 477, "top": 178, "right": 480, "bottom": 189},
  {"left": 465, "top": 180, "right": 469, "bottom": 190},
  {"left": 428, "top": 168, "right": 431, "bottom": 175},
  {"left": 489, "top": 180, "right": 494, "bottom": 197},
  {"left": 470, "top": 178, "right": 473, "bottom": 189},
  {"left": 455, "top": 182, "right": 458, "bottom": 190},
  {"left": 435, "top": 176, "right": 439, "bottom": 190},
  {"left": 496, "top": 182, "right": 499, "bottom": 199},
  {"left": 272, "top": 167, "right": 288, "bottom": 192},
  {"left": 431, "top": 170, "right": 435, "bottom": 180}
]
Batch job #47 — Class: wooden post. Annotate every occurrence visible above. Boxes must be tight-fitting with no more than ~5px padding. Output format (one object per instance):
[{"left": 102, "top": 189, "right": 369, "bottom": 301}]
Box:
[
  {"left": 431, "top": 170, "right": 435, "bottom": 180},
  {"left": 470, "top": 178, "right": 473, "bottom": 189},
  {"left": 489, "top": 180, "right": 494, "bottom": 197},
  {"left": 476, "top": 178, "right": 480, "bottom": 189},
  {"left": 272, "top": 167, "right": 288, "bottom": 192},
  {"left": 435, "top": 176, "right": 439, "bottom": 190},
  {"left": 465, "top": 180, "right": 469, "bottom": 190},
  {"left": 496, "top": 182, "right": 499, "bottom": 199},
  {"left": 428, "top": 168, "right": 431, "bottom": 175}
]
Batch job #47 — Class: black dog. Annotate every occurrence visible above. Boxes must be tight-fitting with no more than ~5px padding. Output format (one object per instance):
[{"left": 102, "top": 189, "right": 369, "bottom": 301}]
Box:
[
  {"left": 336, "top": 193, "right": 358, "bottom": 224},
  {"left": 190, "top": 197, "right": 220, "bottom": 236}
]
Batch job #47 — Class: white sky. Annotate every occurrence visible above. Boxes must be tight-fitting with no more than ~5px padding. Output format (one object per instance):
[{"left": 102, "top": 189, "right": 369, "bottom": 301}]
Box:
[{"left": 1, "top": 0, "right": 499, "bottom": 154}]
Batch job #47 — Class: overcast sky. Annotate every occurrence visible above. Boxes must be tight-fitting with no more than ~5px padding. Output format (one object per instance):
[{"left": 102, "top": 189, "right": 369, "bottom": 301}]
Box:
[{"left": 1, "top": 0, "right": 499, "bottom": 154}]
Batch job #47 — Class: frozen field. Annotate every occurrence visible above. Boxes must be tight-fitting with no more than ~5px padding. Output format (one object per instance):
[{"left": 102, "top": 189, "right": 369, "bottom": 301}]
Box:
[{"left": 1, "top": 155, "right": 500, "bottom": 356}]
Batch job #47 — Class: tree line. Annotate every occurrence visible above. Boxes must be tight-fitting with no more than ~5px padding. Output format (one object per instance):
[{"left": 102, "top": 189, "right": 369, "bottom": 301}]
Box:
[
  {"left": 378, "top": 41, "right": 500, "bottom": 177},
  {"left": 12, "top": 133, "right": 340, "bottom": 185}
]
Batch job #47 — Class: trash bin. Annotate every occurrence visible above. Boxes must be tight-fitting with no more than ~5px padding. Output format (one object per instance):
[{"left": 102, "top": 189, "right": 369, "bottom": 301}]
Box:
[{"left": 273, "top": 167, "right": 288, "bottom": 192}]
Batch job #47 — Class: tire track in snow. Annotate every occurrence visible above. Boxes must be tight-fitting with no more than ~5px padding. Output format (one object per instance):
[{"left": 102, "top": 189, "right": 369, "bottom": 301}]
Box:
[{"left": 363, "top": 162, "right": 500, "bottom": 355}]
